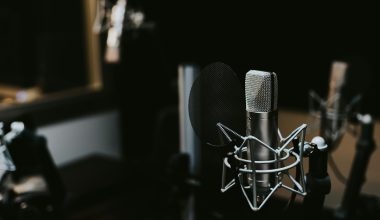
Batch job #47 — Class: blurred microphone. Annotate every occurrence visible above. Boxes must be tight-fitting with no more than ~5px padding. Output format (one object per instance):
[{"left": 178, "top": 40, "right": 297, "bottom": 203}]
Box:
[
  {"left": 105, "top": 0, "right": 127, "bottom": 63},
  {"left": 245, "top": 70, "right": 278, "bottom": 198},
  {"left": 323, "top": 61, "right": 349, "bottom": 148}
]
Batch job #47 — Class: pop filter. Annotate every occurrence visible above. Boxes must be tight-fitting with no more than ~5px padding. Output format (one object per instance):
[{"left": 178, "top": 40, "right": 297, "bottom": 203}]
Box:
[{"left": 188, "top": 62, "right": 245, "bottom": 146}]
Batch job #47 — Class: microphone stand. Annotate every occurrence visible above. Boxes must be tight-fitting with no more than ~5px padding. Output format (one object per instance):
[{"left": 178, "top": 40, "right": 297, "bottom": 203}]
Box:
[
  {"left": 303, "top": 108, "right": 331, "bottom": 217},
  {"left": 334, "top": 114, "right": 376, "bottom": 220}
]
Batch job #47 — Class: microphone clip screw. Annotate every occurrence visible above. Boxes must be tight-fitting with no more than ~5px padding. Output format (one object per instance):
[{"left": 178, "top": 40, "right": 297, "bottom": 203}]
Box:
[{"left": 302, "top": 142, "right": 315, "bottom": 157}]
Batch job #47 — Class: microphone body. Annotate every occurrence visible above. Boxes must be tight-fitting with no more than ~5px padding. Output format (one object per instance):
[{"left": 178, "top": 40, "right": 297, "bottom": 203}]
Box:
[
  {"left": 246, "top": 111, "right": 278, "bottom": 195},
  {"left": 324, "top": 61, "right": 348, "bottom": 148},
  {"left": 245, "top": 70, "right": 278, "bottom": 197}
]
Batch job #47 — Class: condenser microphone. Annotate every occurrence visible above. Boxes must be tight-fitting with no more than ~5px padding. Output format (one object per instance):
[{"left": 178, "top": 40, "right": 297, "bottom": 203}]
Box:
[
  {"left": 324, "top": 61, "right": 349, "bottom": 148},
  {"left": 245, "top": 70, "right": 278, "bottom": 198}
]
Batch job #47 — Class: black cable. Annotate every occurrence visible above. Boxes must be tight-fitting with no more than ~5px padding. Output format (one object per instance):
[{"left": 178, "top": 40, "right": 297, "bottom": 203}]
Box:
[{"left": 329, "top": 154, "right": 347, "bottom": 184}]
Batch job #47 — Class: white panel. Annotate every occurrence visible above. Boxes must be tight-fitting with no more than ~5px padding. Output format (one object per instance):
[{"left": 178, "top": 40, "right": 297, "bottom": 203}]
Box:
[
  {"left": 178, "top": 64, "right": 201, "bottom": 175},
  {"left": 37, "top": 110, "right": 121, "bottom": 166}
]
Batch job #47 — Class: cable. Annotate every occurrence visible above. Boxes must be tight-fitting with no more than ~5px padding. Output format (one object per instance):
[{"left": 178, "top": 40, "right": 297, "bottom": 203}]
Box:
[{"left": 329, "top": 154, "right": 347, "bottom": 184}]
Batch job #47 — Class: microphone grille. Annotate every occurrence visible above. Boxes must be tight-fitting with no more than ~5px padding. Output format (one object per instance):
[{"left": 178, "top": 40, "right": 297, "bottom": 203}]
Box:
[
  {"left": 245, "top": 70, "right": 278, "bottom": 112},
  {"left": 327, "top": 61, "right": 348, "bottom": 109}
]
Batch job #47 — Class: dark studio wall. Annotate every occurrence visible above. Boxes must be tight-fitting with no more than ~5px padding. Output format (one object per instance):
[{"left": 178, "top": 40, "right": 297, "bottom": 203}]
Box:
[
  {"left": 0, "top": 0, "right": 86, "bottom": 92},
  {"left": 118, "top": 0, "right": 380, "bottom": 158},
  {"left": 127, "top": 0, "right": 379, "bottom": 113},
  {"left": 1, "top": 1, "right": 378, "bottom": 165}
]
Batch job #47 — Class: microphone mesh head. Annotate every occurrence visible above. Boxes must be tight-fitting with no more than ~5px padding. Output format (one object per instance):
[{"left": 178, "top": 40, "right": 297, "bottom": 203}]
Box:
[{"left": 245, "top": 70, "right": 278, "bottom": 112}]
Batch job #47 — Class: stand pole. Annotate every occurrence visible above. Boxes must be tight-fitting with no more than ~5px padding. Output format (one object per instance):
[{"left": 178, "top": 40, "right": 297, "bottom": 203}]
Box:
[
  {"left": 303, "top": 108, "right": 331, "bottom": 217},
  {"left": 335, "top": 114, "right": 376, "bottom": 220}
]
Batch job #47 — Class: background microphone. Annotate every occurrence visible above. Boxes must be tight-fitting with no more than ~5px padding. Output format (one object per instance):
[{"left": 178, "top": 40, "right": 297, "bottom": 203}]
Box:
[
  {"left": 245, "top": 70, "right": 278, "bottom": 199},
  {"left": 323, "top": 61, "right": 349, "bottom": 149}
]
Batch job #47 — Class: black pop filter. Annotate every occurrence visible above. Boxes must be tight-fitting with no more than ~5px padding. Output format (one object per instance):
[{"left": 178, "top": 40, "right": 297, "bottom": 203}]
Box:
[{"left": 188, "top": 62, "right": 245, "bottom": 146}]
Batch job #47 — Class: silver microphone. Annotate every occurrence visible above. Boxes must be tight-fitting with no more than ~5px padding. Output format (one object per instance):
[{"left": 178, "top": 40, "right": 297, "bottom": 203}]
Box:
[
  {"left": 245, "top": 70, "right": 278, "bottom": 198},
  {"left": 216, "top": 67, "right": 313, "bottom": 211},
  {"left": 324, "top": 61, "right": 348, "bottom": 148}
]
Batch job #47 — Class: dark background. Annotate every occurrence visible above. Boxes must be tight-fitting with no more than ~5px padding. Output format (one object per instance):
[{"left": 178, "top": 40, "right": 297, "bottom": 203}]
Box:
[
  {"left": 118, "top": 0, "right": 380, "bottom": 158},
  {"left": 1, "top": 0, "right": 378, "bottom": 113},
  {"left": 1, "top": 0, "right": 379, "bottom": 163},
  {"left": 0, "top": 0, "right": 86, "bottom": 91},
  {"left": 1, "top": 0, "right": 379, "bottom": 173},
  {"left": 120, "top": 0, "right": 379, "bottom": 118}
]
